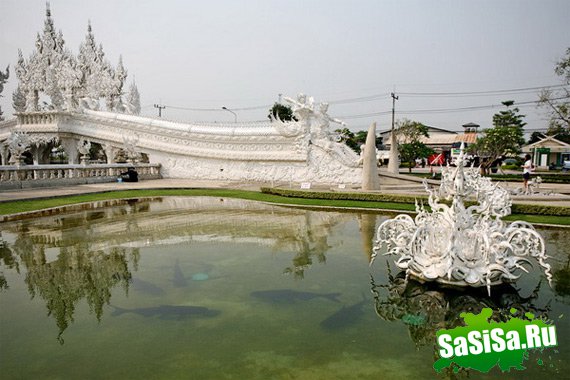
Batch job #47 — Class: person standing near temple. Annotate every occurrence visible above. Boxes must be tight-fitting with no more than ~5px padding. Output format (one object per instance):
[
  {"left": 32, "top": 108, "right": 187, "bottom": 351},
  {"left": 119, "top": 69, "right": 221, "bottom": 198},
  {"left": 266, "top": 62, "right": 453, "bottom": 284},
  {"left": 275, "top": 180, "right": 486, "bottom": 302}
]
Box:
[{"left": 522, "top": 154, "right": 534, "bottom": 193}]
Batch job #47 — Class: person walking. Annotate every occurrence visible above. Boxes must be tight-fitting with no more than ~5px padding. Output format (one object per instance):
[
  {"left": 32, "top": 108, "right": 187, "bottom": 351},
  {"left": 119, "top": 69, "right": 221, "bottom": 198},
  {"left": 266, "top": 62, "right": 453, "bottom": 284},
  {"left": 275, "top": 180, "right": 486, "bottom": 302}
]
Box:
[{"left": 522, "top": 154, "right": 534, "bottom": 193}]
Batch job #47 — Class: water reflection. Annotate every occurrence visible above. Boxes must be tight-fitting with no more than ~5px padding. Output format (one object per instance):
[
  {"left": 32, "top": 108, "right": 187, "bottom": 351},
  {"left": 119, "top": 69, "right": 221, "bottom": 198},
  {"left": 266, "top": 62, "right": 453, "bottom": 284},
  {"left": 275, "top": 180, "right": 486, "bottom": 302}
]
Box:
[
  {"left": 546, "top": 230, "right": 570, "bottom": 302},
  {"left": 370, "top": 266, "right": 551, "bottom": 378},
  {"left": 0, "top": 233, "right": 18, "bottom": 291},
  {"left": 10, "top": 223, "right": 138, "bottom": 343},
  {"left": 370, "top": 266, "right": 554, "bottom": 379},
  {"left": 0, "top": 197, "right": 351, "bottom": 342}
]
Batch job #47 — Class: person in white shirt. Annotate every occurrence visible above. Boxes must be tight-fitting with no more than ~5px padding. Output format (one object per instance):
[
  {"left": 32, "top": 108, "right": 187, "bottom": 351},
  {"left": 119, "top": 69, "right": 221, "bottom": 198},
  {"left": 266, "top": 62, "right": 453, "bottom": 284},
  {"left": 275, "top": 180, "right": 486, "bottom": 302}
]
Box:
[{"left": 522, "top": 154, "right": 534, "bottom": 192}]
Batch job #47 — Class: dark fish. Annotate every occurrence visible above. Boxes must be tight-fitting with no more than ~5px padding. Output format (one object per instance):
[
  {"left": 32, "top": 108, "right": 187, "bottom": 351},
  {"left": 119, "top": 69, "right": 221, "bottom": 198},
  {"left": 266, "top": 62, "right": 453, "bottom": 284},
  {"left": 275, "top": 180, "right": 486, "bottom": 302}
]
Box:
[
  {"left": 173, "top": 260, "right": 188, "bottom": 287},
  {"left": 111, "top": 305, "right": 221, "bottom": 319},
  {"left": 250, "top": 289, "right": 341, "bottom": 304},
  {"left": 319, "top": 297, "right": 368, "bottom": 330},
  {"left": 131, "top": 278, "right": 165, "bottom": 296}
]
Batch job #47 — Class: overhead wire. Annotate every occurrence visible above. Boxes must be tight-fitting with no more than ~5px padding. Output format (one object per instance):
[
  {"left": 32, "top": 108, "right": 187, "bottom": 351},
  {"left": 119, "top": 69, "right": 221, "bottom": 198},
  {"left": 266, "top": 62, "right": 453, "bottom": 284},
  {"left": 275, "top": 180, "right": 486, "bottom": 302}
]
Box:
[
  {"left": 150, "top": 84, "right": 567, "bottom": 120},
  {"left": 397, "top": 84, "right": 567, "bottom": 97},
  {"left": 337, "top": 95, "right": 569, "bottom": 119}
]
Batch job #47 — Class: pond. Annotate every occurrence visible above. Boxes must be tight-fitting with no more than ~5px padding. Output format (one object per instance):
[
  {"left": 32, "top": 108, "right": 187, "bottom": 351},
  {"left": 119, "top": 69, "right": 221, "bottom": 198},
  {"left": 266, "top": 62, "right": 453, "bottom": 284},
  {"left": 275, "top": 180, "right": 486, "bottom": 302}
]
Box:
[{"left": 0, "top": 197, "right": 569, "bottom": 379}]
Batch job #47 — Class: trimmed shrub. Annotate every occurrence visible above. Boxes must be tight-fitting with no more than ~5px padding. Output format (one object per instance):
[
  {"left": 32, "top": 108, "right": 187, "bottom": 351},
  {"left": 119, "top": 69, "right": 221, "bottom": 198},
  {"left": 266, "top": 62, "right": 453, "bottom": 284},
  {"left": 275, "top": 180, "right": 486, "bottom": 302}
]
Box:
[
  {"left": 261, "top": 187, "right": 570, "bottom": 216},
  {"left": 261, "top": 187, "right": 428, "bottom": 204}
]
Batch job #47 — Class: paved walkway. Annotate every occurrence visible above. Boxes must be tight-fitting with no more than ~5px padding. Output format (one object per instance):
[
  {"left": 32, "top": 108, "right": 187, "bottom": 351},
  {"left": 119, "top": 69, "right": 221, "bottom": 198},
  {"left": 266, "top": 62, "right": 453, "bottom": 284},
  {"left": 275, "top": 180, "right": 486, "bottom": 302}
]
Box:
[
  {"left": 0, "top": 179, "right": 264, "bottom": 202},
  {"left": 1, "top": 178, "right": 570, "bottom": 208}
]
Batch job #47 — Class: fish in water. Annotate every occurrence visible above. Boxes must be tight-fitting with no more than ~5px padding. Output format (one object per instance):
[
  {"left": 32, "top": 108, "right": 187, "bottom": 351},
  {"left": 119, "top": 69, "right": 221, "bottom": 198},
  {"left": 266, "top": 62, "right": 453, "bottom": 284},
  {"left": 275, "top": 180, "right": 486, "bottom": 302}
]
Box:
[
  {"left": 319, "top": 296, "right": 368, "bottom": 330},
  {"left": 250, "top": 289, "right": 341, "bottom": 304},
  {"left": 131, "top": 278, "right": 165, "bottom": 296},
  {"left": 173, "top": 260, "right": 188, "bottom": 287},
  {"left": 191, "top": 273, "right": 209, "bottom": 281},
  {"left": 110, "top": 305, "right": 221, "bottom": 319}
]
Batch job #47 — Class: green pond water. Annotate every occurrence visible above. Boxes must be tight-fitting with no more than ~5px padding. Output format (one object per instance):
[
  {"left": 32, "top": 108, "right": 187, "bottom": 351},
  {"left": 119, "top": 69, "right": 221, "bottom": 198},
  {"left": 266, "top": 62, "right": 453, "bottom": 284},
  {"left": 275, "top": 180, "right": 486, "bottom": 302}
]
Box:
[{"left": 0, "top": 197, "right": 569, "bottom": 380}]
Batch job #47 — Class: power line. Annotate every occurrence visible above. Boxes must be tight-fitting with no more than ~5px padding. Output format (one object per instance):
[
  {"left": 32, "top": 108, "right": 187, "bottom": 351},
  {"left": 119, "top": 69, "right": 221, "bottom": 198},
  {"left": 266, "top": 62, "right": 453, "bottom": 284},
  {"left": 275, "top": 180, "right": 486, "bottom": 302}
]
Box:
[
  {"left": 327, "top": 93, "right": 390, "bottom": 105},
  {"left": 164, "top": 104, "right": 272, "bottom": 112},
  {"left": 337, "top": 95, "right": 570, "bottom": 119},
  {"left": 398, "top": 84, "right": 567, "bottom": 97},
  {"left": 150, "top": 83, "right": 567, "bottom": 117}
]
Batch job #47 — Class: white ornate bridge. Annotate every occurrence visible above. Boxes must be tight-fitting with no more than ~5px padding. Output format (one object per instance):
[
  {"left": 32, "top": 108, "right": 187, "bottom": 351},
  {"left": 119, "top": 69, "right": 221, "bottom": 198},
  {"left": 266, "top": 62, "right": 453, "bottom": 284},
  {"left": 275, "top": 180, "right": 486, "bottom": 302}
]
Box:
[
  {"left": 0, "top": 105, "right": 362, "bottom": 185},
  {"left": 0, "top": 4, "right": 363, "bottom": 187}
]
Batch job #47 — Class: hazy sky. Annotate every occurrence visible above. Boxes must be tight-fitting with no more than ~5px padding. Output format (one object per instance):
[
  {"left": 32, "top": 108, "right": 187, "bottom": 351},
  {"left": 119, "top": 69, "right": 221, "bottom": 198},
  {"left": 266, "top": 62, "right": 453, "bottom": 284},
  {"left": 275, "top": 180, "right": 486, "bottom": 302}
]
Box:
[{"left": 1, "top": 0, "right": 568, "bottom": 133}]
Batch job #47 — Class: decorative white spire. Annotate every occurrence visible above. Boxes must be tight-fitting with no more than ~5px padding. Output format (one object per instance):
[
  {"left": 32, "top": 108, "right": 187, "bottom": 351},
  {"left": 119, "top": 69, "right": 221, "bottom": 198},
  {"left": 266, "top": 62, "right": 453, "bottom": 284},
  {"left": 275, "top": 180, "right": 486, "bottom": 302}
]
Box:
[
  {"left": 13, "top": 3, "right": 139, "bottom": 113},
  {"left": 125, "top": 80, "right": 140, "bottom": 115}
]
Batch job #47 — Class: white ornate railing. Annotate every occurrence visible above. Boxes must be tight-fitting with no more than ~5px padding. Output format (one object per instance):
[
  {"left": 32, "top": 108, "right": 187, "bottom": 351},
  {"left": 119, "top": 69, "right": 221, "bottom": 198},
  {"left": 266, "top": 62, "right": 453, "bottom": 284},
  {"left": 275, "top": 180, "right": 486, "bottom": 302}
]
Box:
[
  {"left": 16, "top": 111, "right": 64, "bottom": 125},
  {"left": 0, "top": 163, "right": 161, "bottom": 189}
]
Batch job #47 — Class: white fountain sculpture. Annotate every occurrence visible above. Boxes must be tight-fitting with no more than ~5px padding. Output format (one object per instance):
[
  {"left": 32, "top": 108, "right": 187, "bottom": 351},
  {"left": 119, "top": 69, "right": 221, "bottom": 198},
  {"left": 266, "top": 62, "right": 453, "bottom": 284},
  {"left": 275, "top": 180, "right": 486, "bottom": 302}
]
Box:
[{"left": 371, "top": 144, "right": 552, "bottom": 295}]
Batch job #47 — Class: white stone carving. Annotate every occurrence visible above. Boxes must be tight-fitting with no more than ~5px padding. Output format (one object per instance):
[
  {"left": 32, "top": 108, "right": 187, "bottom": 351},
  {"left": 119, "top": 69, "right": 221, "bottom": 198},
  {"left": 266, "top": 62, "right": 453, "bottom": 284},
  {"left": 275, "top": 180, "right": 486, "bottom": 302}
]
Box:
[
  {"left": 1, "top": 93, "right": 362, "bottom": 184},
  {"left": 124, "top": 81, "right": 140, "bottom": 115},
  {"left": 371, "top": 144, "right": 552, "bottom": 294},
  {"left": 77, "top": 139, "right": 91, "bottom": 165},
  {"left": 7, "top": 130, "right": 31, "bottom": 166},
  {"left": 13, "top": 4, "right": 137, "bottom": 114},
  {"left": 122, "top": 134, "right": 140, "bottom": 163},
  {"left": 0, "top": 65, "right": 9, "bottom": 120},
  {"left": 12, "top": 85, "right": 27, "bottom": 113}
]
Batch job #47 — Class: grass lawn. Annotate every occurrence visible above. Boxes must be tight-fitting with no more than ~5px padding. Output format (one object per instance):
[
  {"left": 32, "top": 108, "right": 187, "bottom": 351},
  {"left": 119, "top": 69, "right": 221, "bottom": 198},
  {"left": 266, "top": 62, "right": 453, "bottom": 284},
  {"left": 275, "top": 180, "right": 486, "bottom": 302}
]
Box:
[{"left": 0, "top": 188, "right": 568, "bottom": 226}]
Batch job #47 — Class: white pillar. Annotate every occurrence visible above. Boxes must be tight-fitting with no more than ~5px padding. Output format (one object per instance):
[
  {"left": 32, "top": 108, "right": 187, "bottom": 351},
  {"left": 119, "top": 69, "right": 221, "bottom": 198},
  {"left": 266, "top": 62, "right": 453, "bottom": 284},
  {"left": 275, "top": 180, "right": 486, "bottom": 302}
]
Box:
[
  {"left": 362, "top": 122, "right": 380, "bottom": 190},
  {"left": 387, "top": 129, "right": 399, "bottom": 174},
  {"left": 61, "top": 138, "right": 79, "bottom": 164}
]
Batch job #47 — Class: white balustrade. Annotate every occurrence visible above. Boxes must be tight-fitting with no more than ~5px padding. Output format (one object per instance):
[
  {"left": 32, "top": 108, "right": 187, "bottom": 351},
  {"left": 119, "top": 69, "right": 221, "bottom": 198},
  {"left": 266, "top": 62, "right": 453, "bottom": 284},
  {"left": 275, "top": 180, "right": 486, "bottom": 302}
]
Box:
[{"left": 0, "top": 163, "right": 161, "bottom": 188}]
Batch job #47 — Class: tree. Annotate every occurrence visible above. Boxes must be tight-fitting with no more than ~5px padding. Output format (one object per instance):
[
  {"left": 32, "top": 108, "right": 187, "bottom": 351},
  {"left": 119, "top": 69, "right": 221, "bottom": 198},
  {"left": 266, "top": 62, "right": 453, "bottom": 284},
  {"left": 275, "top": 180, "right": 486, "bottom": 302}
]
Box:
[
  {"left": 527, "top": 131, "right": 545, "bottom": 145},
  {"left": 268, "top": 103, "right": 296, "bottom": 121},
  {"left": 394, "top": 119, "right": 433, "bottom": 172},
  {"left": 335, "top": 128, "right": 357, "bottom": 151},
  {"left": 545, "top": 124, "right": 570, "bottom": 144},
  {"left": 539, "top": 47, "right": 570, "bottom": 139},
  {"left": 334, "top": 128, "right": 380, "bottom": 153},
  {"left": 469, "top": 100, "right": 526, "bottom": 175}
]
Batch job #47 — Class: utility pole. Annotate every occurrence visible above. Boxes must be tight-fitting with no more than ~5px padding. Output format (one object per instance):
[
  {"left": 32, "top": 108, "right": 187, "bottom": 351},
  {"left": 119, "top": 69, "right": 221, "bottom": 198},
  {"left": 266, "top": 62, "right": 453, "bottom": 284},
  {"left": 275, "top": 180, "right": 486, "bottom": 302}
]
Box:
[
  {"left": 154, "top": 104, "right": 166, "bottom": 117},
  {"left": 387, "top": 92, "right": 399, "bottom": 174},
  {"left": 278, "top": 93, "right": 282, "bottom": 104},
  {"left": 391, "top": 92, "right": 398, "bottom": 132}
]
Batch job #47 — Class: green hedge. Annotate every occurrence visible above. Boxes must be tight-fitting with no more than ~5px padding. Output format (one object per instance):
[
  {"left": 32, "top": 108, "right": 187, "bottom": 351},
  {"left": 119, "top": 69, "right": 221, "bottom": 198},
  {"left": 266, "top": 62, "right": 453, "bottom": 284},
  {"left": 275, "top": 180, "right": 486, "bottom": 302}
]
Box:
[
  {"left": 261, "top": 187, "right": 570, "bottom": 216},
  {"left": 261, "top": 187, "right": 428, "bottom": 204},
  {"left": 408, "top": 172, "right": 570, "bottom": 184},
  {"left": 489, "top": 173, "right": 570, "bottom": 183},
  {"left": 510, "top": 203, "right": 570, "bottom": 216}
]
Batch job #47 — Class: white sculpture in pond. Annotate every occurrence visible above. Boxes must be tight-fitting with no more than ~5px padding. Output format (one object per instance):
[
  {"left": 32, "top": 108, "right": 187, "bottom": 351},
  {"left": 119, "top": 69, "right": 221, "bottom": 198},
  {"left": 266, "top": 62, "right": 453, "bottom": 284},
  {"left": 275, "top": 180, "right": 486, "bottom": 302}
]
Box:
[{"left": 371, "top": 144, "right": 552, "bottom": 295}]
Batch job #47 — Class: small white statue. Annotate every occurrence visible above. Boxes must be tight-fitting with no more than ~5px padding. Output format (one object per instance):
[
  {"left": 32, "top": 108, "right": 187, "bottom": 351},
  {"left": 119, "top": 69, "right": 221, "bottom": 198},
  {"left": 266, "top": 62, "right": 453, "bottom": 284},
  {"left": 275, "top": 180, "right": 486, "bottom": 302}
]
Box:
[
  {"left": 313, "top": 102, "right": 345, "bottom": 140},
  {"left": 77, "top": 139, "right": 91, "bottom": 165}
]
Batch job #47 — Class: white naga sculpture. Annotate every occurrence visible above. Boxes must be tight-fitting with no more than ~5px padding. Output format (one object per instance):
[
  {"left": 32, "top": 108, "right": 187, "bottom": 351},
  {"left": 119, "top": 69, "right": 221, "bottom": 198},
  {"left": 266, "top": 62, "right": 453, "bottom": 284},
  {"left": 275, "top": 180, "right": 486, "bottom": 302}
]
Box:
[
  {"left": 280, "top": 94, "right": 345, "bottom": 143},
  {"left": 270, "top": 93, "right": 358, "bottom": 171},
  {"left": 7, "top": 130, "right": 31, "bottom": 166},
  {"left": 371, "top": 144, "right": 552, "bottom": 295}
]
